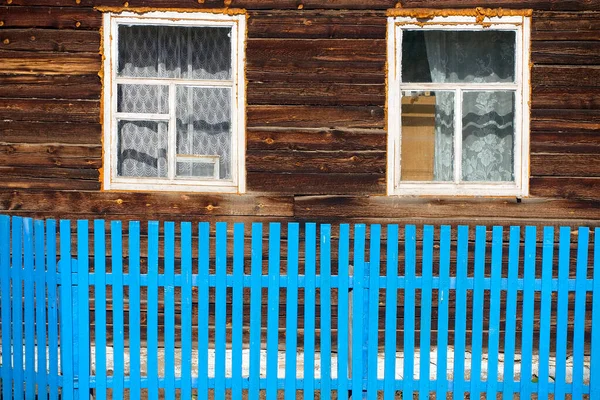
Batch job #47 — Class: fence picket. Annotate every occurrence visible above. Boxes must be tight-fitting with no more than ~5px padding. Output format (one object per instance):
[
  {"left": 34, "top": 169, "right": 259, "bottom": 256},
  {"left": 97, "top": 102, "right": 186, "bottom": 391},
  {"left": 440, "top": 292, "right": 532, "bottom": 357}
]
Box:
[
  {"left": 487, "top": 226, "right": 503, "bottom": 397},
  {"left": 471, "top": 226, "right": 486, "bottom": 397},
  {"left": 164, "top": 222, "right": 176, "bottom": 400},
  {"left": 94, "top": 220, "right": 107, "bottom": 400},
  {"left": 23, "top": 218, "right": 36, "bottom": 398},
  {"left": 419, "top": 225, "right": 434, "bottom": 398},
  {"left": 573, "top": 227, "right": 589, "bottom": 397},
  {"left": 538, "top": 227, "right": 554, "bottom": 397},
  {"left": 267, "top": 223, "right": 281, "bottom": 400},
  {"left": 555, "top": 227, "right": 571, "bottom": 398},
  {"left": 0, "top": 215, "right": 11, "bottom": 399},
  {"left": 436, "top": 225, "right": 450, "bottom": 398},
  {"left": 180, "top": 222, "right": 193, "bottom": 399},
  {"left": 111, "top": 221, "right": 125, "bottom": 399},
  {"left": 367, "top": 225, "right": 381, "bottom": 400},
  {"left": 147, "top": 221, "right": 160, "bottom": 399},
  {"left": 285, "top": 223, "right": 300, "bottom": 398},
  {"left": 384, "top": 225, "right": 398, "bottom": 400},
  {"left": 521, "top": 226, "right": 536, "bottom": 397},
  {"left": 338, "top": 224, "right": 350, "bottom": 397},
  {"left": 34, "top": 220, "right": 47, "bottom": 397},
  {"left": 502, "top": 226, "right": 520, "bottom": 398},
  {"left": 320, "top": 224, "right": 332, "bottom": 400},
  {"left": 77, "top": 220, "right": 91, "bottom": 397},
  {"left": 403, "top": 225, "right": 416, "bottom": 398},
  {"left": 304, "top": 223, "right": 317, "bottom": 399},
  {"left": 249, "top": 223, "right": 263, "bottom": 399},
  {"left": 46, "top": 220, "right": 59, "bottom": 400},
  {"left": 214, "top": 222, "right": 227, "bottom": 397},
  {"left": 453, "top": 225, "right": 468, "bottom": 399},
  {"left": 591, "top": 228, "right": 600, "bottom": 398},
  {"left": 59, "top": 219, "right": 73, "bottom": 400},
  {"left": 197, "top": 222, "right": 210, "bottom": 399},
  {"left": 232, "top": 223, "right": 245, "bottom": 398},
  {"left": 352, "top": 224, "right": 366, "bottom": 397},
  {"left": 129, "top": 221, "right": 142, "bottom": 399}
]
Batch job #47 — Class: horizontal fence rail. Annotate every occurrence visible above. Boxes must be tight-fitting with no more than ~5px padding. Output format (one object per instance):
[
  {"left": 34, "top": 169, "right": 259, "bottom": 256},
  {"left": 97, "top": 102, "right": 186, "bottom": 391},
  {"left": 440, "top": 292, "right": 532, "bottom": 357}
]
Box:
[{"left": 0, "top": 215, "right": 598, "bottom": 399}]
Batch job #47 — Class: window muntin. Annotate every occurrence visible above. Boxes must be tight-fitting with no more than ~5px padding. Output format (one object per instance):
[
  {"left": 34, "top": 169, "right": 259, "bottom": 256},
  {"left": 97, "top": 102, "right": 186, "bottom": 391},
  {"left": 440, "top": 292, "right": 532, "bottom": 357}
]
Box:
[
  {"left": 387, "top": 14, "right": 530, "bottom": 196},
  {"left": 102, "top": 11, "right": 246, "bottom": 193}
]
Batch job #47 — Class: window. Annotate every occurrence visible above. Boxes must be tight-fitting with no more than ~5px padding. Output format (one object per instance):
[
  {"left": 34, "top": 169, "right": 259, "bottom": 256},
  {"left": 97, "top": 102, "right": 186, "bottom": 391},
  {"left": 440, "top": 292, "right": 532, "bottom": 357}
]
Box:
[
  {"left": 387, "top": 11, "right": 531, "bottom": 196},
  {"left": 102, "top": 10, "right": 246, "bottom": 193}
]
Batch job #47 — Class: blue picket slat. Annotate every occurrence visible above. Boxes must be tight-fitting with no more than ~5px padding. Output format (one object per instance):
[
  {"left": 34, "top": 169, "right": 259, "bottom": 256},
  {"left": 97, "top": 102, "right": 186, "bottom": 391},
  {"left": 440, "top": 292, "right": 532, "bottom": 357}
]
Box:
[
  {"left": 164, "top": 221, "right": 176, "bottom": 400},
  {"left": 453, "top": 225, "right": 468, "bottom": 399},
  {"left": 352, "top": 224, "right": 366, "bottom": 398},
  {"left": 197, "top": 222, "right": 210, "bottom": 400},
  {"left": 214, "top": 222, "right": 227, "bottom": 397},
  {"left": 419, "top": 225, "right": 434, "bottom": 399},
  {"left": 23, "top": 218, "right": 36, "bottom": 398},
  {"left": 180, "top": 222, "right": 193, "bottom": 399},
  {"left": 11, "top": 217, "right": 24, "bottom": 399},
  {"left": 384, "top": 225, "right": 398, "bottom": 400},
  {"left": 284, "top": 223, "right": 299, "bottom": 399},
  {"left": 304, "top": 223, "right": 317, "bottom": 399},
  {"left": 249, "top": 223, "right": 263, "bottom": 399},
  {"left": 94, "top": 220, "right": 107, "bottom": 400},
  {"left": 34, "top": 220, "right": 48, "bottom": 397},
  {"left": 502, "top": 226, "right": 520, "bottom": 398},
  {"left": 572, "top": 227, "right": 589, "bottom": 397},
  {"left": 77, "top": 220, "right": 91, "bottom": 397},
  {"left": 111, "top": 220, "right": 125, "bottom": 399},
  {"left": 367, "top": 224, "right": 381, "bottom": 400},
  {"left": 555, "top": 227, "right": 571, "bottom": 398},
  {"left": 338, "top": 224, "right": 350, "bottom": 397},
  {"left": 267, "top": 223, "right": 281, "bottom": 400},
  {"left": 0, "top": 215, "right": 12, "bottom": 400},
  {"left": 147, "top": 221, "right": 160, "bottom": 399},
  {"left": 129, "top": 221, "right": 142, "bottom": 399},
  {"left": 46, "top": 220, "right": 59, "bottom": 400},
  {"left": 538, "top": 227, "right": 554, "bottom": 398},
  {"left": 590, "top": 228, "right": 600, "bottom": 399},
  {"left": 403, "top": 225, "right": 416, "bottom": 398},
  {"left": 232, "top": 223, "right": 245, "bottom": 399},
  {"left": 59, "top": 219, "right": 73, "bottom": 400},
  {"left": 470, "top": 226, "right": 485, "bottom": 397},
  {"left": 521, "top": 226, "right": 536, "bottom": 398},
  {"left": 320, "top": 224, "right": 333, "bottom": 400},
  {"left": 486, "top": 226, "right": 503, "bottom": 397},
  {"left": 436, "top": 225, "right": 450, "bottom": 399}
]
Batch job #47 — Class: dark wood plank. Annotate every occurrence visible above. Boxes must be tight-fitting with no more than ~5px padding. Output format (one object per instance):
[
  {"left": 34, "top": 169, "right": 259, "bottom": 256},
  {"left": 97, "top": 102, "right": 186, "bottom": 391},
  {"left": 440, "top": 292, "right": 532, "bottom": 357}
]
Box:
[
  {"left": 532, "top": 65, "right": 600, "bottom": 88},
  {"left": 247, "top": 105, "right": 385, "bottom": 128},
  {"left": 532, "top": 41, "right": 600, "bottom": 65},
  {"left": 0, "top": 50, "right": 101, "bottom": 75},
  {"left": 247, "top": 150, "right": 385, "bottom": 173},
  {"left": 1, "top": 177, "right": 101, "bottom": 190},
  {"left": 399, "top": 1, "right": 600, "bottom": 11},
  {"left": 0, "top": 74, "right": 101, "bottom": 100},
  {"left": 0, "top": 6, "right": 101, "bottom": 29},
  {"left": 247, "top": 172, "right": 385, "bottom": 195},
  {"left": 532, "top": 11, "right": 600, "bottom": 41},
  {"left": 0, "top": 121, "right": 101, "bottom": 144},
  {"left": 530, "top": 131, "right": 600, "bottom": 154},
  {"left": 0, "top": 29, "right": 99, "bottom": 52},
  {"left": 531, "top": 86, "right": 600, "bottom": 110},
  {"left": 5, "top": 1, "right": 398, "bottom": 9},
  {"left": 530, "top": 154, "right": 600, "bottom": 177},
  {"left": 247, "top": 128, "right": 386, "bottom": 151},
  {"left": 531, "top": 109, "right": 600, "bottom": 132},
  {"left": 0, "top": 166, "right": 99, "bottom": 180},
  {"left": 530, "top": 177, "right": 600, "bottom": 200},
  {"left": 0, "top": 98, "right": 99, "bottom": 122}
]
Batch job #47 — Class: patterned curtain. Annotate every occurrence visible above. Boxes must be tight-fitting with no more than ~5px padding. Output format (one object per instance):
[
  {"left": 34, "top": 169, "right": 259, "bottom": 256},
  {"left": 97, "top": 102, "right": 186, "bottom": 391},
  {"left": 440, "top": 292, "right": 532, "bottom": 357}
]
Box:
[
  {"left": 116, "top": 25, "right": 232, "bottom": 179},
  {"left": 424, "top": 30, "right": 515, "bottom": 182}
]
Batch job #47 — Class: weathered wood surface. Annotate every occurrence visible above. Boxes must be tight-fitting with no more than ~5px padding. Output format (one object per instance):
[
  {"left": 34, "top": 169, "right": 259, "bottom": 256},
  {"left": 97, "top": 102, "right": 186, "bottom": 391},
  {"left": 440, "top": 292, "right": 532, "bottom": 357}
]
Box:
[{"left": 401, "top": 0, "right": 600, "bottom": 10}]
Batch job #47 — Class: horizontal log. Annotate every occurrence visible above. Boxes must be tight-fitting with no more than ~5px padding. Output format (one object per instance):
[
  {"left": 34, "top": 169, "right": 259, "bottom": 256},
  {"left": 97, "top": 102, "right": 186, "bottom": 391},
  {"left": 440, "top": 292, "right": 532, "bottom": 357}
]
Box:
[
  {"left": 0, "top": 121, "right": 101, "bottom": 144},
  {"left": 0, "top": 50, "right": 101, "bottom": 75},
  {"left": 248, "top": 10, "right": 386, "bottom": 39},
  {"left": 247, "top": 81, "right": 385, "bottom": 106},
  {"left": 531, "top": 65, "right": 600, "bottom": 88},
  {"left": 293, "top": 196, "right": 600, "bottom": 220},
  {"left": 532, "top": 11, "right": 600, "bottom": 41},
  {"left": 0, "top": 154, "right": 100, "bottom": 169},
  {"left": 0, "top": 74, "right": 101, "bottom": 100},
  {"left": 400, "top": 0, "right": 600, "bottom": 11},
  {"left": 529, "top": 177, "right": 600, "bottom": 200},
  {"left": 247, "top": 128, "right": 386, "bottom": 151},
  {"left": 0, "top": 29, "right": 100, "bottom": 52},
  {"left": 0, "top": 98, "right": 99, "bottom": 123},
  {"left": 247, "top": 172, "right": 385, "bottom": 195},
  {"left": 247, "top": 105, "right": 385, "bottom": 129},
  {"left": 0, "top": 166, "right": 99, "bottom": 180},
  {"left": 531, "top": 41, "right": 600, "bottom": 65},
  {"left": 0, "top": 190, "right": 295, "bottom": 217},
  {"left": 247, "top": 150, "right": 386, "bottom": 174},
  {"left": 530, "top": 153, "right": 600, "bottom": 177},
  {"left": 247, "top": 67, "right": 384, "bottom": 84},
  {"left": 531, "top": 86, "right": 600, "bottom": 110},
  {"left": 0, "top": 177, "right": 101, "bottom": 190},
  {"left": 0, "top": 6, "right": 101, "bottom": 29},
  {"left": 531, "top": 109, "right": 600, "bottom": 132},
  {"left": 530, "top": 131, "right": 600, "bottom": 153}
]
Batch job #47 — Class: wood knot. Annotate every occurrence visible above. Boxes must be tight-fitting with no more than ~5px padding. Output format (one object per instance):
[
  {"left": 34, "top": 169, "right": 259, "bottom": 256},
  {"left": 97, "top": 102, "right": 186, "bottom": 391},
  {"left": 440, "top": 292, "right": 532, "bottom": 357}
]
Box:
[
  {"left": 265, "top": 137, "right": 274, "bottom": 145},
  {"left": 2, "top": 38, "right": 9, "bottom": 45},
  {"left": 30, "top": 36, "right": 36, "bottom": 41},
  {"left": 75, "top": 21, "right": 81, "bottom": 28},
  {"left": 206, "top": 204, "right": 215, "bottom": 211},
  {"left": 350, "top": 155, "right": 359, "bottom": 162},
  {"left": 6, "top": 0, "right": 12, "bottom": 4},
  {"left": 116, "top": 199, "right": 123, "bottom": 205},
  {"left": 76, "top": 0, "right": 81, "bottom": 3},
  {"left": 0, "top": 22, "right": 4, "bottom": 27},
  {"left": 123, "top": 1, "right": 129, "bottom": 7}
]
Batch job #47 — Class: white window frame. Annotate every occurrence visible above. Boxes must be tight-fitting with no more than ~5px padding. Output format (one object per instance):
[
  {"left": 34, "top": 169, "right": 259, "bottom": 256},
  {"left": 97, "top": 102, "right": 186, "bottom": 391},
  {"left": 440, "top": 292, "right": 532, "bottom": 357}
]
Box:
[
  {"left": 102, "top": 10, "right": 246, "bottom": 193},
  {"left": 386, "top": 14, "right": 531, "bottom": 197}
]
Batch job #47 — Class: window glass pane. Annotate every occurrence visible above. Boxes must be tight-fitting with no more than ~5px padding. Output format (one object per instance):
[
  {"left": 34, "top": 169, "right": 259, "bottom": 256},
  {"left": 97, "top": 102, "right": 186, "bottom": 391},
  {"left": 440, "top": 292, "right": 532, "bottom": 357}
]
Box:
[
  {"left": 117, "top": 84, "right": 169, "bottom": 114},
  {"left": 402, "top": 30, "right": 515, "bottom": 83},
  {"left": 462, "top": 91, "right": 515, "bottom": 182},
  {"left": 117, "top": 120, "right": 168, "bottom": 178},
  {"left": 176, "top": 86, "right": 231, "bottom": 180},
  {"left": 401, "top": 91, "right": 454, "bottom": 181},
  {"left": 118, "top": 25, "right": 232, "bottom": 80},
  {"left": 176, "top": 160, "right": 218, "bottom": 179}
]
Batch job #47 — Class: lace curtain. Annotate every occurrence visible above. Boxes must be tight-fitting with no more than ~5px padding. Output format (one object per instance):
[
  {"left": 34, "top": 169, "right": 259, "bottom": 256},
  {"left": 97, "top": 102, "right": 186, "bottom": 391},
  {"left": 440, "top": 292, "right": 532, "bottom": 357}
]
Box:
[
  {"left": 423, "top": 30, "right": 516, "bottom": 182},
  {"left": 116, "top": 25, "right": 232, "bottom": 180}
]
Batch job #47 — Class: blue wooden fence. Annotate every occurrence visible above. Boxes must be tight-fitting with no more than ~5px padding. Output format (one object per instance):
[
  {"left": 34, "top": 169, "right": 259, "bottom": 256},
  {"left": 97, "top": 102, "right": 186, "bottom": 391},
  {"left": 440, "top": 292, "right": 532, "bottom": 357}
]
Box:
[{"left": 0, "top": 215, "right": 598, "bottom": 398}]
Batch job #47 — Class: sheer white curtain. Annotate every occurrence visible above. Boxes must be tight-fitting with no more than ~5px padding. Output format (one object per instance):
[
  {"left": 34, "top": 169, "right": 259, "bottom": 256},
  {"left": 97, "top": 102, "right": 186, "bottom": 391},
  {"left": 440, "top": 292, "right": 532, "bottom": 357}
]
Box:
[
  {"left": 424, "top": 30, "right": 515, "bottom": 182},
  {"left": 117, "top": 25, "right": 232, "bottom": 179}
]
